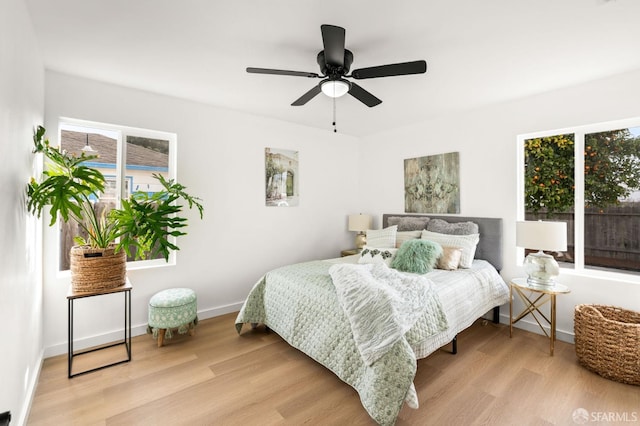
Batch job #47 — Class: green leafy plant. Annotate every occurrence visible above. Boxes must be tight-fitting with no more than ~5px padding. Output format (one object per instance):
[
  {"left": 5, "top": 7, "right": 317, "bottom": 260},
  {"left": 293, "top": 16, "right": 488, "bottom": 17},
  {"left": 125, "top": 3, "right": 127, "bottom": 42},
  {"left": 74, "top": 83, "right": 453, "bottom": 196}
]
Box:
[
  {"left": 524, "top": 130, "right": 640, "bottom": 215},
  {"left": 27, "top": 126, "right": 203, "bottom": 261},
  {"left": 523, "top": 134, "right": 575, "bottom": 215}
]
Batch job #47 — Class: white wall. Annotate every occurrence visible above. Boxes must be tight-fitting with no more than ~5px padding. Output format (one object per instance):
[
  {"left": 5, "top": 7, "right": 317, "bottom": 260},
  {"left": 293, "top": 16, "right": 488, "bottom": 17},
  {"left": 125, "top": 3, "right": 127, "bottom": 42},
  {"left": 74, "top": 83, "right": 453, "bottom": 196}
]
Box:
[
  {"left": 359, "top": 69, "right": 640, "bottom": 342},
  {"left": 0, "top": 0, "right": 45, "bottom": 424},
  {"left": 42, "top": 71, "right": 360, "bottom": 356}
]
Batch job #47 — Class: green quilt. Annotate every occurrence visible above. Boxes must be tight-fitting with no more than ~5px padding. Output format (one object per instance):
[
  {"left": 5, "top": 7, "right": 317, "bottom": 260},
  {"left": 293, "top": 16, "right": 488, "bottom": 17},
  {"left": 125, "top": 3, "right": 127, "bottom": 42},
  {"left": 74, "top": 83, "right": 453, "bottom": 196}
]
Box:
[{"left": 235, "top": 261, "right": 448, "bottom": 425}]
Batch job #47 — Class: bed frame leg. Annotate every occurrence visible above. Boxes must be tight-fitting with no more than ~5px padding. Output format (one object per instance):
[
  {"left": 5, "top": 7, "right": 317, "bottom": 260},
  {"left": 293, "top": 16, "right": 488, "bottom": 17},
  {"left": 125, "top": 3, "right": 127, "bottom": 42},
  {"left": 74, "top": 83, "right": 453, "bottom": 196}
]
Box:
[
  {"left": 451, "top": 307, "right": 499, "bottom": 355},
  {"left": 250, "top": 323, "right": 270, "bottom": 333}
]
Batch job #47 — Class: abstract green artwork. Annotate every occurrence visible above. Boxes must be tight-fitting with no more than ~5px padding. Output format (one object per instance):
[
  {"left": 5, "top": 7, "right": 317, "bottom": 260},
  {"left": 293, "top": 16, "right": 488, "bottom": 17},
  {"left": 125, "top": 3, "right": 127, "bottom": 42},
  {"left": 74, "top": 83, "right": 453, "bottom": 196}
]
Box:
[{"left": 404, "top": 151, "right": 460, "bottom": 214}]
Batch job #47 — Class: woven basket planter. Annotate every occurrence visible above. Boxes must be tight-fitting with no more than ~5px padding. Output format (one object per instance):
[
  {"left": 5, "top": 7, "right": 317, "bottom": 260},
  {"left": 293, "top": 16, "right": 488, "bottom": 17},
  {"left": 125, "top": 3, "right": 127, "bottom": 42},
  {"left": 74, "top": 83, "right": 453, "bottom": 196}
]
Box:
[
  {"left": 70, "top": 245, "right": 126, "bottom": 293},
  {"left": 574, "top": 304, "right": 640, "bottom": 385}
]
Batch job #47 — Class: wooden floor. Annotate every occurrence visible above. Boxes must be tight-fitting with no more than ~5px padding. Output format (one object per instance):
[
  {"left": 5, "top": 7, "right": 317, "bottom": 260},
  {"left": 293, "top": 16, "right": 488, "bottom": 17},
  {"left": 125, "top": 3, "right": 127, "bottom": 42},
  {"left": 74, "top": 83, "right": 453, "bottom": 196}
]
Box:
[{"left": 28, "top": 313, "right": 639, "bottom": 425}]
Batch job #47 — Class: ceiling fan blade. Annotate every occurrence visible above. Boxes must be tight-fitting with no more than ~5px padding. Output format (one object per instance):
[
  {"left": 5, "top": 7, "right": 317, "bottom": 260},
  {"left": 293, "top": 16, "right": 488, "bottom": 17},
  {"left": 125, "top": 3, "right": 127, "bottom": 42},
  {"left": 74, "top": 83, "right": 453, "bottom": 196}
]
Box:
[
  {"left": 321, "top": 24, "right": 345, "bottom": 68},
  {"left": 348, "top": 82, "right": 382, "bottom": 107},
  {"left": 351, "top": 60, "right": 427, "bottom": 80},
  {"left": 291, "top": 85, "right": 322, "bottom": 106},
  {"left": 247, "top": 67, "right": 319, "bottom": 78}
]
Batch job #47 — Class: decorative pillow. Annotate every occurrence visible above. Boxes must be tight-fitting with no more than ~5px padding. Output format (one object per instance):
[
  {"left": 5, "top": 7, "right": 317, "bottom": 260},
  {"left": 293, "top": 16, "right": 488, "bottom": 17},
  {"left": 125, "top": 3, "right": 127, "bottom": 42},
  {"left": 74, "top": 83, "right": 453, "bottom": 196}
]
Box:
[
  {"left": 387, "top": 216, "right": 430, "bottom": 231},
  {"left": 391, "top": 239, "right": 443, "bottom": 274},
  {"left": 366, "top": 225, "right": 398, "bottom": 248},
  {"left": 358, "top": 247, "right": 398, "bottom": 267},
  {"left": 421, "top": 230, "right": 480, "bottom": 268},
  {"left": 436, "top": 246, "right": 464, "bottom": 270},
  {"left": 395, "top": 230, "right": 423, "bottom": 248},
  {"left": 427, "top": 218, "right": 479, "bottom": 235}
]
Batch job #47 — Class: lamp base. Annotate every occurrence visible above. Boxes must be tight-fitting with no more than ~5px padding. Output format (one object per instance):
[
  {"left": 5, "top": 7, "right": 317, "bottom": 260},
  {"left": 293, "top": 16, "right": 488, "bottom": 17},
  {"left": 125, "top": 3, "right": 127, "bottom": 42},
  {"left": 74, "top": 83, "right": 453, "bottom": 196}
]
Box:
[
  {"left": 355, "top": 233, "right": 366, "bottom": 250},
  {"left": 523, "top": 250, "right": 560, "bottom": 286}
]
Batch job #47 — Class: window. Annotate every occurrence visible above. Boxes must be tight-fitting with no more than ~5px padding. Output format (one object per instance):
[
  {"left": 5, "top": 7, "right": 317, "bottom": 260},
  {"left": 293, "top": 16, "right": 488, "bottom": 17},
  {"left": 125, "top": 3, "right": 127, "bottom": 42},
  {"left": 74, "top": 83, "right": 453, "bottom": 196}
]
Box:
[
  {"left": 519, "top": 119, "right": 640, "bottom": 276},
  {"left": 58, "top": 120, "right": 176, "bottom": 271},
  {"left": 103, "top": 176, "right": 132, "bottom": 201}
]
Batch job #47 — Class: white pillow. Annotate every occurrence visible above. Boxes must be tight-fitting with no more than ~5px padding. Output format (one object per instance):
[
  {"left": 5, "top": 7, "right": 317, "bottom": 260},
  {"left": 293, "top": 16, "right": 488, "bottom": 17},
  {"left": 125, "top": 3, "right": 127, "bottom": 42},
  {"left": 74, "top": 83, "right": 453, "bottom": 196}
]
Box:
[
  {"left": 366, "top": 225, "right": 398, "bottom": 248},
  {"left": 395, "top": 230, "right": 422, "bottom": 248},
  {"left": 421, "top": 230, "right": 480, "bottom": 268},
  {"left": 358, "top": 247, "right": 398, "bottom": 267}
]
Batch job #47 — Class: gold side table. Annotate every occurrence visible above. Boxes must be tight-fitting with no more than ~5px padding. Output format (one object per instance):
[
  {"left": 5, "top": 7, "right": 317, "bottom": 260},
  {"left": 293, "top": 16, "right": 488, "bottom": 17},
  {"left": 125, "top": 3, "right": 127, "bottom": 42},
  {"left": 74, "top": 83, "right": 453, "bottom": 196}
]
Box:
[{"left": 509, "top": 277, "right": 570, "bottom": 356}]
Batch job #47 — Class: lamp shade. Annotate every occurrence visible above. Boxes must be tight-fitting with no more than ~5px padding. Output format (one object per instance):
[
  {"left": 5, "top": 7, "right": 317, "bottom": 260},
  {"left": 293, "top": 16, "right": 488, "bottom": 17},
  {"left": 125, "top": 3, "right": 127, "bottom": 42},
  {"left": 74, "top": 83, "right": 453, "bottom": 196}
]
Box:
[
  {"left": 516, "top": 221, "right": 567, "bottom": 251},
  {"left": 348, "top": 214, "right": 371, "bottom": 232}
]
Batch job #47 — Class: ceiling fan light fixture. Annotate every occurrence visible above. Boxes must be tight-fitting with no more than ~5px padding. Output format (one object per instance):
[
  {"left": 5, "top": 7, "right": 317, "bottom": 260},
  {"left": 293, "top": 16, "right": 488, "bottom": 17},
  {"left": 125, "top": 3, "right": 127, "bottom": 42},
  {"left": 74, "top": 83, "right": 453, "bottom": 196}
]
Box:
[{"left": 321, "top": 80, "right": 350, "bottom": 98}]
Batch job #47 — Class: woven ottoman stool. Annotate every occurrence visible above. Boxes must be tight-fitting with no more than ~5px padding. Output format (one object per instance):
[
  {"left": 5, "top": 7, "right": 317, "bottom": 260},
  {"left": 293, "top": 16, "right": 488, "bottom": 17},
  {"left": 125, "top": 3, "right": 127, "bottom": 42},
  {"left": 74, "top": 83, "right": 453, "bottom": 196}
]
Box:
[{"left": 148, "top": 288, "right": 198, "bottom": 347}]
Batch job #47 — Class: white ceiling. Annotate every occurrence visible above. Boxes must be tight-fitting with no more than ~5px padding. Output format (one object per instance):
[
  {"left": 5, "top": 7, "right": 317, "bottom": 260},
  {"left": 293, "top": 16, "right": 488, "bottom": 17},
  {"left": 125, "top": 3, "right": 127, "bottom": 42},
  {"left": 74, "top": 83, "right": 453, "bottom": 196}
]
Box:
[{"left": 25, "top": 0, "right": 640, "bottom": 137}]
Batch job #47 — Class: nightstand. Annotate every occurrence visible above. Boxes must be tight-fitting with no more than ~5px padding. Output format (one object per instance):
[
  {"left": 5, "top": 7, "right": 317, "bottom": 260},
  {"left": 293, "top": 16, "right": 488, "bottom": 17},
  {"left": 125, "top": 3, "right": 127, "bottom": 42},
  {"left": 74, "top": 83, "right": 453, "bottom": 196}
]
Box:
[
  {"left": 340, "top": 249, "right": 360, "bottom": 257},
  {"left": 509, "top": 277, "right": 570, "bottom": 356}
]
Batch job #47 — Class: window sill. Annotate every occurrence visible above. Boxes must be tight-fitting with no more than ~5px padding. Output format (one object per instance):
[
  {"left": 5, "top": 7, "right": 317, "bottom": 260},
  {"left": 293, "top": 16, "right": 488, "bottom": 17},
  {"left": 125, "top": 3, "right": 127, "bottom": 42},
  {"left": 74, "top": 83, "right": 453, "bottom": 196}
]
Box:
[
  {"left": 126, "top": 259, "right": 175, "bottom": 271},
  {"left": 56, "top": 259, "right": 175, "bottom": 278},
  {"left": 558, "top": 264, "right": 640, "bottom": 286}
]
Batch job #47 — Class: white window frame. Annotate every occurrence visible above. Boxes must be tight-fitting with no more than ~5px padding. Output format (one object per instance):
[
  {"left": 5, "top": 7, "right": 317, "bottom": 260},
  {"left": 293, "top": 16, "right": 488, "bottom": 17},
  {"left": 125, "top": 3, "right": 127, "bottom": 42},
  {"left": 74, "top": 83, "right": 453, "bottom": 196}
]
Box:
[
  {"left": 59, "top": 117, "right": 178, "bottom": 271},
  {"left": 517, "top": 116, "right": 640, "bottom": 281}
]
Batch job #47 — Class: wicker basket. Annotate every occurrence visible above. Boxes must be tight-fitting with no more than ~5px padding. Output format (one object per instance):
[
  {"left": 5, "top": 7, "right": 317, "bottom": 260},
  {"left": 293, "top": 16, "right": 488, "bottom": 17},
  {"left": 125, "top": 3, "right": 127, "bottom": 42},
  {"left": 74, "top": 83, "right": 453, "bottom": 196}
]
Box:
[
  {"left": 574, "top": 304, "right": 640, "bottom": 385},
  {"left": 70, "top": 245, "right": 126, "bottom": 293}
]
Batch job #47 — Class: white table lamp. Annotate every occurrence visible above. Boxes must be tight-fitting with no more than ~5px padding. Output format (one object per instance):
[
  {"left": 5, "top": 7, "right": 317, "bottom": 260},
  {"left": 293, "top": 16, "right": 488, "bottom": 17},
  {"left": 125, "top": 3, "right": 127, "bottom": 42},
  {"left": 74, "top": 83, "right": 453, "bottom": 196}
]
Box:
[
  {"left": 516, "top": 220, "right": 567, "bottom": 286},
  {"left": 348, "top": 214, "right": 372, "bottom": 250}
]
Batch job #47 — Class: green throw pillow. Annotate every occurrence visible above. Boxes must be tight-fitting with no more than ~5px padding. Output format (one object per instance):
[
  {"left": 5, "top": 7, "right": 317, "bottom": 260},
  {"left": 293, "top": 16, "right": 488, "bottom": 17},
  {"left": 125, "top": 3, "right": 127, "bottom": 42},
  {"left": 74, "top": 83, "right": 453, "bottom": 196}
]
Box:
[{"left": 391, "top": 239, "right": 443, "bottom": 274}]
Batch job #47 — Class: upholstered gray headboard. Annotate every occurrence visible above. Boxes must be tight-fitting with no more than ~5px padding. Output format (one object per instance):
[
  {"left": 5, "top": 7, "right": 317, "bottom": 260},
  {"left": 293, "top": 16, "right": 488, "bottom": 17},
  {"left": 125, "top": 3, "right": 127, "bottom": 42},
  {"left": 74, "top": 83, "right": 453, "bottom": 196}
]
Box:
[{"left": 382, "top": 214, "right": 503, "bottom": 271}]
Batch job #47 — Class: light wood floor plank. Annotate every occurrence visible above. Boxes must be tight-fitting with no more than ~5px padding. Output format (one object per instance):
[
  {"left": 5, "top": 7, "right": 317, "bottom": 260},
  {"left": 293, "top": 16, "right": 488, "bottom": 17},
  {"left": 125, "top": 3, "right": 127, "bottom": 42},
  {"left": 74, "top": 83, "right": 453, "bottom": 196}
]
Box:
[{"left": 28, "top": 312, "right": 640, "bottom": 425}]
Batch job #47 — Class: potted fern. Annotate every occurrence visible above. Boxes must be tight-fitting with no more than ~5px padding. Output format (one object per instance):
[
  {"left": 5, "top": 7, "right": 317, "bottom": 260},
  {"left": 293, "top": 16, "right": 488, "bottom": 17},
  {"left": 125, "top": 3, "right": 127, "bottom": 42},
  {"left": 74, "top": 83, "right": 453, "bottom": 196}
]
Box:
[{"left": 27, "top": 126, "right": 203, "bottom": 292}]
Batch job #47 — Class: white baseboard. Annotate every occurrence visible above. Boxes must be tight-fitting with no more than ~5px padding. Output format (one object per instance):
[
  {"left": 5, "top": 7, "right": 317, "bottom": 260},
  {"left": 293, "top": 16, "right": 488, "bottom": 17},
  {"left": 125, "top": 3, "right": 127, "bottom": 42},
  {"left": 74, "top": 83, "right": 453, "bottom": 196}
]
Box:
[
  {"left": 497, "top": 313, "right": 575, "bottom": 344},
  {"left": 43, "top": 301, "right": 244, "bottom": 358},
  {"left": 17, "top": 348, "right": 44, "bottom": 426}
]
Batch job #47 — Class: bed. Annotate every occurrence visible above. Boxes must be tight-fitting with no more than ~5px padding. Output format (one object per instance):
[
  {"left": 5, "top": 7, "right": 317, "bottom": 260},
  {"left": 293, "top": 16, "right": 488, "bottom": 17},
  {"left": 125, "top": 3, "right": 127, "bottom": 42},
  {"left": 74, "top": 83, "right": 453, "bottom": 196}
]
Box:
[{"left": 235, "top": 214, "right": 509, "bottom": 425}]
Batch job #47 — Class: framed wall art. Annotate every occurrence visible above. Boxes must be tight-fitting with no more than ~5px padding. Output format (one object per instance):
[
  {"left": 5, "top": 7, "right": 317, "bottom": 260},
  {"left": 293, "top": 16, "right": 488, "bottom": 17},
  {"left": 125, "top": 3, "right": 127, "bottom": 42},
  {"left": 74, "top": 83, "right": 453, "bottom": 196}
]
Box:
[
  {"left": 404, "top": 151, "right": 460, "bottom": 214},
  {"left": 265, "top": 147, "right": 299, "bottom": 207}
]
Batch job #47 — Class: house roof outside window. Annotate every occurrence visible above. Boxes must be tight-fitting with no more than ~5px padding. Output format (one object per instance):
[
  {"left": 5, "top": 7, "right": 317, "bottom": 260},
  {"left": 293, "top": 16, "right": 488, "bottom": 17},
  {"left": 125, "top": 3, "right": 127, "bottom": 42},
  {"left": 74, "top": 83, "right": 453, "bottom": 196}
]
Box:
[{"left": 61, "top": 130, "right": 169, "bottom": 170}]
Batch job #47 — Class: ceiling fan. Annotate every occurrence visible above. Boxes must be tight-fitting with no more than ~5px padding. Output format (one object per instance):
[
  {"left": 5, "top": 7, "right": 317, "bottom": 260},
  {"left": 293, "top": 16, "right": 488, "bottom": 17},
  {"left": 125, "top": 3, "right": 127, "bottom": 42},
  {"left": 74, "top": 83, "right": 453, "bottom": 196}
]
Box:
[{"left": 247, "top": 24, "right": 427, "bottom": 108}]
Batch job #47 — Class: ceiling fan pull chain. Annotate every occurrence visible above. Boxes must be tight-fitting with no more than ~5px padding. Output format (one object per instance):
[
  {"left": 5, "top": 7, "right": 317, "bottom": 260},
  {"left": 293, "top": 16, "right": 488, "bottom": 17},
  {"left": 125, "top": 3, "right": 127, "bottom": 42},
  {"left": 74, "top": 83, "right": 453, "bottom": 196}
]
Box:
[{"left": 333, "top": 96, "right": 337, "bottom": 133}]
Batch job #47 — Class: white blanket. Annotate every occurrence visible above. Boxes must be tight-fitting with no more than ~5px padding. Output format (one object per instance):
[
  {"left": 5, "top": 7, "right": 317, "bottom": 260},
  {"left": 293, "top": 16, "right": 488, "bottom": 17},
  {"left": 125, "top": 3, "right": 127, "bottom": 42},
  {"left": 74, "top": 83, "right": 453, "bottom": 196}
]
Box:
[{"left": 329, "top": 262, "right": 448, "bottom": 366}]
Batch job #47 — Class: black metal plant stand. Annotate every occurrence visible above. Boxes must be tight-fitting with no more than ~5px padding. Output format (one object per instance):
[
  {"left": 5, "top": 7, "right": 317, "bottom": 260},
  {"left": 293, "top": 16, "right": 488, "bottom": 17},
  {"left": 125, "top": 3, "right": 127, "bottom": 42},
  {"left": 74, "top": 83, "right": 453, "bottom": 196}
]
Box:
[{"left": 67, "top": 280, "right": 132, "bottom": 378}]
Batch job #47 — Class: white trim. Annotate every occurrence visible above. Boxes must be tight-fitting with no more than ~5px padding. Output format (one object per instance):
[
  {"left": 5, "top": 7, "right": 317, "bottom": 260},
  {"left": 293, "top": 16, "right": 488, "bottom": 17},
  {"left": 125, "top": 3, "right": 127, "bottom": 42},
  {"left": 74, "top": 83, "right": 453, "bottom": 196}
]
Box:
[
  {"left": 559, "top": 264, "right": 640, "bottom": 286},
  {"left": 517, "top": 116, "right": 640, "bottom": 278},
  {"left": 515, "top": 134, "right": 527, "bottom": 264},
  {"left": 574, "top": 130, "right": 585, "bottom": 270},
  {"left": 17, "top": 349, "right": 44, "bottom": 426},
  {"left": 56, "top": 117, "right": 178, "bottom": 270},
  {"left": 500, "top": 313, "right": 575, "bottom": 344}
]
